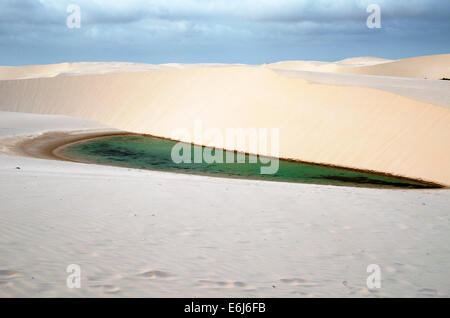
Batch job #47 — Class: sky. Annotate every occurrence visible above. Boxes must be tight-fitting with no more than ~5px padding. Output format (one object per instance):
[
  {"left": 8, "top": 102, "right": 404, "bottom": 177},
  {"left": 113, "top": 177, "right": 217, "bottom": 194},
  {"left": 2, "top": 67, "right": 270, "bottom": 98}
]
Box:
[{"left": 1, "top": 0, "right": 449, "bottom": 65}]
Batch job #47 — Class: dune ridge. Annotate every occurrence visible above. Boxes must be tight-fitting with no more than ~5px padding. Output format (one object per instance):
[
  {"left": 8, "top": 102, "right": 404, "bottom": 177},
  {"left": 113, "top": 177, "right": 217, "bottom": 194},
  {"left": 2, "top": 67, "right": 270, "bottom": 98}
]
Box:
[
  {"left": 0, "top": 62, "right": 168, "bottom": 80},
  {"left": 0, "top": 62, "right": 247, "bottom": 81},
  {"left": 338, "top": 54, "right": 450, "bottom": 79},
  {"left": 335, "top": 56, "right": 392, "bottom": 66},
  {"left": 0, "top": 59, "right": 449, "bottom": 186},
  {"left": 268, "top": 54, "right": 450, "bottom": 79},
  {"left": 3, "top": 54, "right": 448, "bottom": 81}
]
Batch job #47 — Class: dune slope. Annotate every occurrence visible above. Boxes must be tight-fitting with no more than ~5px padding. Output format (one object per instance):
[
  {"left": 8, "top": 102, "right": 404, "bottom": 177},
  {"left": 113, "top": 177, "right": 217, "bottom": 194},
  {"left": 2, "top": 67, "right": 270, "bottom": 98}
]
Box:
[
  {"left": 339, "top": 54, "right": 450, "bottom": 79},
  {"left": 268, "top": 54, "right": 450, "bottom": 79}
]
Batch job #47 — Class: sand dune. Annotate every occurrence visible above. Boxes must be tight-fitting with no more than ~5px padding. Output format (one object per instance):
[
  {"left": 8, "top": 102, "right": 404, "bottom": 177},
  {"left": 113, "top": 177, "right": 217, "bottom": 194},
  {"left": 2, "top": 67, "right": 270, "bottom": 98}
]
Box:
[
  {"left": 0, "top": 62, "right": 172, "bottom": 80},
  {"left": 335, "top": 57, "right": 393, "bottom": 66},
  {"left": 0, "top": 56, "right": 449, "bottom": 186},
  {"left": 2, "top": 54, "right": 448, "bottom": 81},
  {"left": 266, "top": 56, "right": 392, "bottom": 73},
  {"left": 266, "top": 60, "right": 341, "bottom": 73},
  {"left": 274, "top": 70, "right": 450, "bottom": 108},
  {"left": 268, "top": 54, "right": 450, "bottom": 79},
  {"left": 0, "top": 62, "right": 246, "bottom": 80},
  {"left": 339, "top": 54, "right": 450, "bottom": 79}
]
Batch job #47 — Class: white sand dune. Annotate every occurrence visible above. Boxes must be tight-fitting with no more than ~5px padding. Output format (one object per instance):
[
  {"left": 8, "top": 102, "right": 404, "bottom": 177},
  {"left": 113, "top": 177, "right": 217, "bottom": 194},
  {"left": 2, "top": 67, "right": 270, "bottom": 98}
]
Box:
[
  {"left": 266, "top": 57, "right": 391, "bottom": 73},
  {"left": 2, "top": 54, "right": 447, "bottom": 80},
  {"left": 335, "top": 57, "right": 393, "bottom": 66},
  {"left": 266, "top": 56, "right": 392, "bottom": 72},
  {"left": 266, "top": 60, "right": 342, "bottom": 73},
  {"left": 1, "top": 55, "right": 450, "bottom": 186},
  {"left": 0, "top": 62, "right": 172, "bottom": 80},
  {"left": 268, "top": 54, "right": 450, "bottom": 79},
  {"left": 0, "top": 62, "right": 247, "bottom": 80},
  {"left": 0, "top": 112, "right": 449, "bottom": 297},
  {"left": 274, "top": 69, "right": 450, "bottom": 108},
  {"left": 338, "top": 54, "right": 450, "bottom": 79}
]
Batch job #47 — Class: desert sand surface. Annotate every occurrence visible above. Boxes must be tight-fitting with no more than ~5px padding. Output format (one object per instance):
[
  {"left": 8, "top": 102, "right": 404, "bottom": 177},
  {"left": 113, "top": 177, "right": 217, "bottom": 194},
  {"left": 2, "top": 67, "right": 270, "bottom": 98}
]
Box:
[
  {"left": 267, "top": 54, "right": 450, "bottom": 79},
  {"left": 0, "top": 111, "right": 449, "bottom": 297},
  {"left": 335, "top": 54, "right": 450, "bottom": 79},
  {"left": 0, "top": 54, "right": 449, "bottom": 297},
  {"left": 0, "top": 62, "right": 168, "bottom": 80},
  {"left": 273, "top": 70, "right": 450, "bottom": 108},
  {"left": 1, "top": 55, "right": 450, "bottom": 186},
  {"left": 266, "top": 56, "right": 392, "bottom": 73},
  {"left": 0, "top": 62, "right": 246, "bottom": 80},
  {"left": 335, "top": 57, "right": 393, "bottom": 66}
]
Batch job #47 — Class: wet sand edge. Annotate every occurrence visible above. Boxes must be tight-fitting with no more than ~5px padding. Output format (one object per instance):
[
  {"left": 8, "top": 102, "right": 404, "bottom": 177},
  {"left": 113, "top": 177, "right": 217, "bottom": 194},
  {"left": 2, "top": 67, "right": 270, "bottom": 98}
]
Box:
[{"left": 1, "top": 129, "right": 444, "bottom": 188}]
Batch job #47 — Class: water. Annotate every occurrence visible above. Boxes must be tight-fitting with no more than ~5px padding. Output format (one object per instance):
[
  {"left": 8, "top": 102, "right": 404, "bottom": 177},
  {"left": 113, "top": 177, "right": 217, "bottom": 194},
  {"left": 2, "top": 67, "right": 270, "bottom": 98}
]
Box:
[{"left": 59, "top": 134, "right": 437, "bottom": 189}]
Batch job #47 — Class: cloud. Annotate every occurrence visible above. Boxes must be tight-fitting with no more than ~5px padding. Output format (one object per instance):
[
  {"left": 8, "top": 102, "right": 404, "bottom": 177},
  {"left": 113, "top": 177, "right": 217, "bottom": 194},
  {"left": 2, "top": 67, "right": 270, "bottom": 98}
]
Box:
[
  {"left": 4, "top": 0, "right": 450, "bottom": 26},
  {"left": 0, "top": 0, "right": 449, "bottom": 64}
]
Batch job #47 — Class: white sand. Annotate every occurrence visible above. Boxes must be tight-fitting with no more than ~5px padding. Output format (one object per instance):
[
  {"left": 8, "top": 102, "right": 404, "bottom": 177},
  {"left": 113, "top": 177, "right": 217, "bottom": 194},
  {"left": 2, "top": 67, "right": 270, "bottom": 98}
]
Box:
[
  {"left": 268, "top": 54, "right": 450, "bottom": 79},
  {"left": 1, "top": 55, "right": 450, "bottom": 186},
  {"left": 335, "top": 54, "right": 450, "bottom": 79},
  {"left": 0, "top": 62, "right": 246, "bottom": 80},
  {"left": 0, "top": 54, "right": 449, "bottom": 297},
  {"left": 0, "top": 111, "right": 449, "bottom": 297},
  {"left": 273, "top": 70, "right": 450, "bottom": 108}
]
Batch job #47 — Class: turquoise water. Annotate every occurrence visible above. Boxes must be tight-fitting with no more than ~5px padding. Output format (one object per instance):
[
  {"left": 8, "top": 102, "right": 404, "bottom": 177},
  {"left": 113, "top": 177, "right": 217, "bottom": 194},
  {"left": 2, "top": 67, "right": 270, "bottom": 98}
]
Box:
[{"left": 60, "top": 134, "right": 437, "bottom": 189}]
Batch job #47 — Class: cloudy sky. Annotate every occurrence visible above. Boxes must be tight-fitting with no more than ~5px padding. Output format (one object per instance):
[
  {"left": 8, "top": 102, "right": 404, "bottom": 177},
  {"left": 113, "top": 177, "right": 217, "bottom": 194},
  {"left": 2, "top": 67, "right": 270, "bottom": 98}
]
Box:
[{"left": 1, "top": 0, "right": 449, "bottom": 65}]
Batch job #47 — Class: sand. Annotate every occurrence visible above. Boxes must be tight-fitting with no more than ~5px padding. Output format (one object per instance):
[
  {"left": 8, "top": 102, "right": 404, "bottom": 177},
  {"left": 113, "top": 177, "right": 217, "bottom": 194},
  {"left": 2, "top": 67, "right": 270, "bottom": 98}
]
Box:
[
  {"left": 267, "top": 54, "right": 450, "bottom": 79},
  {"left": 335, "top": 54, "right": 450, "bottom": 79},
  {"left": 0, "top": 111, "right": 449, "bottom": 297},
  {"left": 0, "top": 54, "right": 449, "bottom": 297},
  {"left": 273, "top": 69, "right": 450, "bottom": 108},
  {"left": 1, "top": 55, "right": 450, "bottom": 186},
  {"left": 0, "top": 62, "right": 245, "bottom": 80}
]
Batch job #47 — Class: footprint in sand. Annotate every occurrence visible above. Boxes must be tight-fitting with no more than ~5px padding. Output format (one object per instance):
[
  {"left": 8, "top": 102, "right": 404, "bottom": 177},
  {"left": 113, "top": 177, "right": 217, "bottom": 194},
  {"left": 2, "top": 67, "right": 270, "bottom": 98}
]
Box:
[
  {"left": 0, "top": 270, "right": 22, "bottom": 280},
  {"left": 138, "top": 270, "right": 177, "bottom": 279},
  {"left": 393, "top": 262, "right": 418, "bottom": 272},
  {"left": 91, "top": 284, "right": 121, "bottom": 294},
  {"left": 280, "top": 278, "right": 318, "bottom": 287},
  {"left": 198, "top": 280, "right": 252, "bottom": 289},
  {"left": 418, "top": 288, "right": 439, "bottom": 297}
]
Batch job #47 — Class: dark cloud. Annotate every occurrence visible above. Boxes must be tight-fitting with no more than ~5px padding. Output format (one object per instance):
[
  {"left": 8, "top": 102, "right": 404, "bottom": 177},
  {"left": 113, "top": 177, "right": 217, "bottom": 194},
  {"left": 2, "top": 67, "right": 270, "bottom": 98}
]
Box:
[{"left": 0, "top": 0, "right": 448, "bottom": 65}]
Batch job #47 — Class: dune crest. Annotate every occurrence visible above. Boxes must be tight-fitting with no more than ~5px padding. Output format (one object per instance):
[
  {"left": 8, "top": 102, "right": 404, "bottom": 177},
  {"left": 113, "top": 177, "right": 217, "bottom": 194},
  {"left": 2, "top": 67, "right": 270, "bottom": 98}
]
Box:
[
  {"left": 2, "top": 54, "right": 448, "bottom": 80},
  {"left": 335, "top": 56, "right": 392, "bottom": 66},
  {"left": 338, "top": 54, "right": 450, "bottom": 79},
  {"left": 0, "top": 62, "right": 170, "bottom": 80},
  {"left": 267, "top": 54, "right": 450, "bottom": 79}
]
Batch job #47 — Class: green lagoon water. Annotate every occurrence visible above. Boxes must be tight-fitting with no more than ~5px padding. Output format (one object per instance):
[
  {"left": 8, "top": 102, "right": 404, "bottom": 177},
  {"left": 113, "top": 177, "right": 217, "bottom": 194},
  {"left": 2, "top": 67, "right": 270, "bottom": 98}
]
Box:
[{"left": 60, "top": 134, "right": 437, "bottom": 189}]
